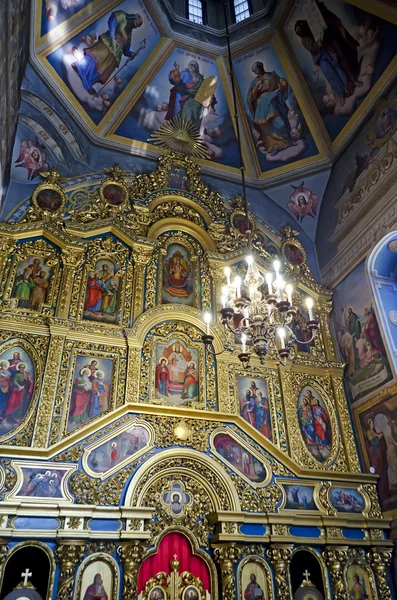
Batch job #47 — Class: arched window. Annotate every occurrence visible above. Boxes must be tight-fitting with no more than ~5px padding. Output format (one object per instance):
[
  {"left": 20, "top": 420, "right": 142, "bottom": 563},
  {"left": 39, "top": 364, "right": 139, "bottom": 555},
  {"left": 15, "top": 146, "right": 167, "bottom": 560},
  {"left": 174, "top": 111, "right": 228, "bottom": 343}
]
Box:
[
  {"left": 367, "top": 231, "right": 397, "bottom": 374},
  {"left": 188, "top": 0, "right": 204, "bottom": 24},
  {"left": 233, "top": 0, "right": 251, "bottom": 22}
]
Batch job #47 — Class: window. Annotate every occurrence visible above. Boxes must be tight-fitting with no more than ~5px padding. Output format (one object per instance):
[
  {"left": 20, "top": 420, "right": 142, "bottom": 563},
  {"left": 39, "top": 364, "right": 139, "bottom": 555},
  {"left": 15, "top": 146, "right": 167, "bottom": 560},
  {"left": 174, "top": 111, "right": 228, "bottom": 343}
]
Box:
[
  {"left": 188, "top": 0, "right": 203, "bottom": 24},
  {"left": 233, "top": 0, "right": 251, "bottom": 22}
]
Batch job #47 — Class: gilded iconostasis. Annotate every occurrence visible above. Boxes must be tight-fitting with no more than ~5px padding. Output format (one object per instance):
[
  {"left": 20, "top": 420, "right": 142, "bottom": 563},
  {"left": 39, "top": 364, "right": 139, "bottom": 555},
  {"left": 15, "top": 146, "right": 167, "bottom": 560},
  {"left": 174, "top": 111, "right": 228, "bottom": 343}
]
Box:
[{"left": 0, "top": 0, "right": 397, "bottom": 599}]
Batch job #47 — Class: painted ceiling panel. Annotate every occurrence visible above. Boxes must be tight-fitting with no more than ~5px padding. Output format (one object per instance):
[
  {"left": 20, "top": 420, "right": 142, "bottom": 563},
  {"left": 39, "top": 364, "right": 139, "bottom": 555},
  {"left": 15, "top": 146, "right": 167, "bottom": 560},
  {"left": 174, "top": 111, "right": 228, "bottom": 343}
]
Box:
[
  {"left": 113, "top": 47, "right": 240, "bottom": 169},
  {"left": 44, "top": 0, "right": 161, "bottom": 125},
  {"left": 284, "top": 0, "right": 397, "bottom": 142},
  {"left": 261, "top": 169, "right": 331, "bottom": 240},
  {"left": 233, "top": 42, "right": 320, "bottom": 174},
  {"left": 40, "top": 0, "right": 97, "bottom": 35}
]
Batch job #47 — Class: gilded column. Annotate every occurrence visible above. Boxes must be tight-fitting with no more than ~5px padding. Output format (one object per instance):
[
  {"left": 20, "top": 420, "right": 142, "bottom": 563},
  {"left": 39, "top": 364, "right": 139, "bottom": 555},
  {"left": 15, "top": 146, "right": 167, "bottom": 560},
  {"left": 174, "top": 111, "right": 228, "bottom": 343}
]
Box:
[
  {"left": 118, "top": 541, "right": 145, "bottom": 600},
  {"left": 32, "top": 323, "right": 69, "bottom": 447},
  {"left": 57, "top": 247, "right": 84, "bottom": 319},
  {"left": 132, "top": 245, "right": 154, "bottom": 321},
  {"left": 0, "top": 238, "right": 15, "bottom": 293},
  {"left": 55, "top": 541, "right": 84, "bottom": 600},
  {"left": 330, "top": 374, "right": 361, "bottom": 472},
  {"left": 0, "top": 541, "right": 9, "bottom": 582},
  {"left": 367, "top": 547, "right": 394, "bottom": 600},
  {"left": 213, "top": 544, "right": 240, "bottom": 600},
  {"left": 322, "top": 546, "right": 348, "bottom": 600},
  {"left": 267, "top": 544, "right": 293, "bottom": 600},
  {"left": 125, "top": 331, "right": 141, "bottom": 405}
]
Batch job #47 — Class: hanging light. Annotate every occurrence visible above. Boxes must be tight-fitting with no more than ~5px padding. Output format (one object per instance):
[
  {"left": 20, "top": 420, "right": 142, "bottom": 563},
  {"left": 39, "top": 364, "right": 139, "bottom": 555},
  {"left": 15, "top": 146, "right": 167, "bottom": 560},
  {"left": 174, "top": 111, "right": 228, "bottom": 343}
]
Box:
[{"left": 199, "top": 5, "right": 319, "bottom": 366}]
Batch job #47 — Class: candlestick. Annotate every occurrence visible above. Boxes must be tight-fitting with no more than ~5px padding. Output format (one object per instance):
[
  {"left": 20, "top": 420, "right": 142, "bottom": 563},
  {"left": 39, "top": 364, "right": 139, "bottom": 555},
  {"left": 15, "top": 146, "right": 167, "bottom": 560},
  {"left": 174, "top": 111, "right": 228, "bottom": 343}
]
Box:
[
  {"left": 265, "top": 272, "right": 273, "bottom": 294},
  {"left": 224, "top": 267, "right": 231, "bottom": 285},
  {"left": 234, "top": 276, "right": 242, "bottom": 298},
  {"left": 306, "top": 297, "right": 314, "bottom": 321},
  {"left": 241, "top": 333, "right": 247, "bottom": 353},
  {"left": 285, "top": 284, "right": 293, "bottom": 305},
  {"left": 277, "top": 327, "right": 286, "bottom": 349},
  {"left": 221, "top": 295, "right": 226, "bottom": 309},
  {"left": 204, "top": 312, "right": 211, "bottom": 335},
  {"left": 277, "top": 277, "right": 285, "bottom": 301}
]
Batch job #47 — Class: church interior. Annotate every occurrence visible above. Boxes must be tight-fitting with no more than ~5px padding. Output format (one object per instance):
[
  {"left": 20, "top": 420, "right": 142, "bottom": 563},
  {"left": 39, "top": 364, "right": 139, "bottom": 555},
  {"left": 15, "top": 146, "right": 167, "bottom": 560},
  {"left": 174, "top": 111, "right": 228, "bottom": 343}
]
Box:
[{"left": 0, "top": 0, "right": 396, "bottom": 598}]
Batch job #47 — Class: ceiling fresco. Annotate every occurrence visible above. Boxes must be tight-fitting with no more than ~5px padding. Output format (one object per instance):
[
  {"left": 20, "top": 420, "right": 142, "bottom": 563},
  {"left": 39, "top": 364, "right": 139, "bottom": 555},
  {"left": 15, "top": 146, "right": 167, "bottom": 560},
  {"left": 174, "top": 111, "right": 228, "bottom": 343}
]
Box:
[
  {"left": 233, "top": 42, "right": 320, "bottom": 174},
  {"left": 112, "top": 47, "right": 240, "bottom": 168},
  {"left": 283, "top": 0, "right": 397, "bottom": 143}
]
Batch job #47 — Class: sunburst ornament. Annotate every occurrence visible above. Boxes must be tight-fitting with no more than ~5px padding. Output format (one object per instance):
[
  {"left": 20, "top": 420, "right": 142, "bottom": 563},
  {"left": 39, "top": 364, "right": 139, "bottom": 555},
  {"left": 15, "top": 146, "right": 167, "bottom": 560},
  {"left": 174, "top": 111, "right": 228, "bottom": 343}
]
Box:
[{"left": 149, "top": 114, "right": 210, "bottom": 159}]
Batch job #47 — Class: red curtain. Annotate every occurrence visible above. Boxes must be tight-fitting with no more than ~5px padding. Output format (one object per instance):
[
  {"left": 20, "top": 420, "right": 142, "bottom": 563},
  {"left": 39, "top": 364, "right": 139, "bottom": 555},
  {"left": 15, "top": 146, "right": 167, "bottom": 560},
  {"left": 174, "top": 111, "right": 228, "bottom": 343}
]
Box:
[{"left": 137, "top": 532, "right": 211, "bottom": 593}]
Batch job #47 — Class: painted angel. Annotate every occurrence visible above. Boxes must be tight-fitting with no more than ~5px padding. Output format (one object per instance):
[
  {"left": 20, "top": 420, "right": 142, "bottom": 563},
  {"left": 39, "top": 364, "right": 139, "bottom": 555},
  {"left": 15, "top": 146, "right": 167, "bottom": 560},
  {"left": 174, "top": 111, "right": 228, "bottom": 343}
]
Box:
[
  {"left": 14, "top": 138, "right": 48, "bottom": 180},
  {"left": 287, "top": 181, "right": 318, "bottom": 222}
]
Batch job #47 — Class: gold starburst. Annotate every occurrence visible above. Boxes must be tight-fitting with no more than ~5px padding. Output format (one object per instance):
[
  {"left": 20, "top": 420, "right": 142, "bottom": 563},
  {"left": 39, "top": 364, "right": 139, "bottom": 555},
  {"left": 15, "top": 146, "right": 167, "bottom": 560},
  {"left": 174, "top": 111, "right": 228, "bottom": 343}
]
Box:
[{"left": 149, "top": 114, "right": 210, "bottom": 159}]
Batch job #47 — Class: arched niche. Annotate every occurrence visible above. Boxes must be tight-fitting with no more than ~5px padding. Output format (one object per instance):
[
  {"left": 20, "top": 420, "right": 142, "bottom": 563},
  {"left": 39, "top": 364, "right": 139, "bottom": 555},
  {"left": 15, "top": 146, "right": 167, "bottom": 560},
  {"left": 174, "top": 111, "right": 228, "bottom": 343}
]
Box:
[
  {"left": 137, "top": 528, "right": 216, "bottom": 600},
  {"left": 290, "top": 548, "right": 328, "bottom": 600},
  {"left": 237, "top": 555, "right": 274, "bottom": 600},
  {"left": 368, "top": 231, "right": 397, "bottom": 375},
  {"left": 0, "top": 541, "right": 54, "bottom": 600},
  {"left": 343, "top": 558, "right": 377, "bottom": 599},
  {"left": 73, "top": 553, "right": 120, "bottom": 600}
]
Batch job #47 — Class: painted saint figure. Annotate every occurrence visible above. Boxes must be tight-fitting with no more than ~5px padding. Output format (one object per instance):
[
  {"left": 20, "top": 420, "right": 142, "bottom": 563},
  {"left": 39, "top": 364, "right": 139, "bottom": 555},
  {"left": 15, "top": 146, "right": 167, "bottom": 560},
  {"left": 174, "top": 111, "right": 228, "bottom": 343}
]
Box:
[
  {"left": 84, "top": 261, "right": 119, "bottom": 323},
  {"left": 155, "top": 358, "right": 170, "bottom": 397},
  {"left": 166, "top": 250, "right": 191, "bottom": 298},
  {"left": 2, "top": 362, "right": 33, "bottom": 424},
  {"left": 244, "top": 573, "right": 264, "bottom": 600},
  {"left": 247, "top": 61, "right": 291, "bottom": 155},
  {"left": 298, "top": 387, "right": 331, "bottom": 462},
  {"left": 349, "top": 573, "right": 367, "bottom": 600},
  {"left": 182, "top": 361, "right": 199, "bottom": 400},
  {"left": 72, "top": 11, "right": 143, "bottom": 94},
  {"left": 83, "top": 573, "right": 108, "bottom": 600},
  {"left": 166, "top": 60, "right": 206, "bottom": 130}
]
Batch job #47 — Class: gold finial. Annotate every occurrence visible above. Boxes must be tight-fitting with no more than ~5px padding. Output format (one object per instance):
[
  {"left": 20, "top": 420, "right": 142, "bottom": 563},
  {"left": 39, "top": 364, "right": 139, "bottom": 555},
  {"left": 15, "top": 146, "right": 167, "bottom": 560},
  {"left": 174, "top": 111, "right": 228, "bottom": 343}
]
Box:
[{"left": 170, "top": 554, "right": 180, "bottom": 572}]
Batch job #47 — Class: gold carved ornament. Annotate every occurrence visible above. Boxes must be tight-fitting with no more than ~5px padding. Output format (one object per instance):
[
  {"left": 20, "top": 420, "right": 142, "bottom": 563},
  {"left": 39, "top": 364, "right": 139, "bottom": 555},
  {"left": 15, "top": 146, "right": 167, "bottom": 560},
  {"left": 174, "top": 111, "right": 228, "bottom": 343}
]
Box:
[
  {"left": 367, "top": 547, "right": 393, "bottom": 600},
  {"left": 322, "top": 546, "right": 349, "bottom": 600},
  {"left": 55, "top": 542, "right": 85, "bottom": 600},
  {"left": 213, "top": 544, "right": 240, "bottom": 600},
  {"left": 266, "top": 545, "right": 292, "bottom": 600}
]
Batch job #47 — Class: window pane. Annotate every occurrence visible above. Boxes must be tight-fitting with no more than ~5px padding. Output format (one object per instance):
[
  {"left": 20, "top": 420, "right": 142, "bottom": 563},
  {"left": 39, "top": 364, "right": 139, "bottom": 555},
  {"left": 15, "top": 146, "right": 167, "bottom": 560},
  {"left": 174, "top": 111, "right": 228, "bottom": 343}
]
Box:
[
  {"left": 188, "top": 0, "right": 203, "bottom": 24},
  {"left": 234, "top": 0, "right": 250, "bottom": 22}
]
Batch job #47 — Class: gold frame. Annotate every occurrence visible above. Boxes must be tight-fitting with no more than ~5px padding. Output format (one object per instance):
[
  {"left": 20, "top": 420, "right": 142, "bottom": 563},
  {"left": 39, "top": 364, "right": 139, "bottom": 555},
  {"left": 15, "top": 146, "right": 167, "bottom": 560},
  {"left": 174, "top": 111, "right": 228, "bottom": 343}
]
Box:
[
  {"left": 158, "top": 479, "right": 193, "bottom": 517},
  {"left": 2, "top": 239, "right": 60, "bottom": 315},
  {"left": 343, "top": 557, "right": 378, "bottom": 600},
  {"left": 74, "top": 552, "right": 120, "bottom": 600},
  {"left": 6, "top": 460, "right": 77, "bottom": 503},
  {"left": 157, "top": 233, "right": 201, "bottom": 310},
  {"left": 55, "top": 343, "right": 125, "bottom": 442},
  {"left": 278, "top": 478, "right": 321, "bottom": 513},
  {"left": 0, "top": 337, "right": 44, "bottom": 444},
  {"left": 0, "top": 539, "right": 56, "bottom": 600},
  {"left": 148, "top": 330, "right": 206, "bottom": 410},
  {"left": 209, "top": 427, "right": 272, "bottom": 488},
  {"left": 82, "top": 418, "right": 154, "bottom": 480},
  {"left": 237, "top": 555, "right": 274, "bottom": 600},
  {"left": 142, "top": 577, "right": 170, "bottom": 600},
  {"left": 99, "top": 180, "right": 129, "bottom": 211},
  {"left": 327, "top": 483, "right": 370, "bottom": 519},
  {"left": 32, "top": 181, "right": 66, "bottom": 219}
]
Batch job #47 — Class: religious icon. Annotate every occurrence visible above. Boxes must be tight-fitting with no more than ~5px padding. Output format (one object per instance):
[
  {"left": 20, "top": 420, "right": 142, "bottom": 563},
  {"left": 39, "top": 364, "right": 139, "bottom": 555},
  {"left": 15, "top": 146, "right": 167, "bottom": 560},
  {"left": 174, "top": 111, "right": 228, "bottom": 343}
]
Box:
[
  {"left": 330, "top": 488, "right": 365, "bottom": 513},
  {"left": 79, "top": 559, "right": 115, "bottom": 600},
  {"left": 86, "top": 424, "right": 150, "bottom": 476},
  {"left": 84, "top": 259, "right": 120, "bottom": 324},
  {"left": 162, "top": 482, "right": 191, "bottom": 516},
  {"left": 182, "top": 586, "right": 200, "bottom": 600},
  {"left": 232, "top": 213, "right": 254, "bottom": 234},
  {"left": 240, "top": 561, "right": 267, "bottom": 600},
  {"left": 14, "top": 137, "right": 49, "bottom": 180},
  {"left": 67, "top": 355, "right": 113, "bottom": 431},
  {"left": 213, "top": 432, "right": 268, "bottom": 483},
  {"left": 297, "top": 385, "right": 332, "bottom": 463},
  {"left": 102, "top": 183, "right": 127, "bottom": 206},
  {"left": 290, "top": 306, "right": 314, "bottom": 353},
  {"left": 11, "top": 257, "right": 52, "bottom": 310},
  {"left": 0, "top": 346, "right": 35, "bottom": 437},
  {"left": 36, "top": 188, "right": 63, "bottom": 213},
  {"left": 148, "top": 586, "right": 166, "bottom": 600},
  {"left": 167, "top": 164, "right": 190, "bottom": 190},
  {"left": 283, "top": 242, "right": 305, "bottom": 265},
  {"left": 283, "top": 484, "right": 317, "bottom": 510},
  {"left": 346, "top": 564, "right": 373, "bottom": 600},
  {"left": 154, "top": 339, "right": 199, "bottom": 406},
  {"left": 17, "top": 467, "right": 65, "bottom": 499},
  {"left": 162, "top": 244, "right": 193, "bottom": 306},
  {"left": 238, "top": 377, "right": 272, "bottom": 441}
]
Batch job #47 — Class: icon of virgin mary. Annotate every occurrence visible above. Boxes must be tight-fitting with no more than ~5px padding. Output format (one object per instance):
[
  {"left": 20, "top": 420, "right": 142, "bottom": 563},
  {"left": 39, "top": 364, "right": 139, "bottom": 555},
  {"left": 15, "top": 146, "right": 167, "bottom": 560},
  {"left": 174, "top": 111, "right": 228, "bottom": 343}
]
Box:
[{"left": 165, "top": 250, "right": 191, "bottom": 298}]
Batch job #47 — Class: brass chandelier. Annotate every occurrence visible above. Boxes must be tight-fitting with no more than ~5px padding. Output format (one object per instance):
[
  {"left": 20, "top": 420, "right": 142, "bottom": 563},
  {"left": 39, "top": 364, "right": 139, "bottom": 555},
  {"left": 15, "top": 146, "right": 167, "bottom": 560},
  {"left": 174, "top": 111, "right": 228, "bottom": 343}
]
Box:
[{"left": 201, "top": 4, "right": 319, "bottom": 366}]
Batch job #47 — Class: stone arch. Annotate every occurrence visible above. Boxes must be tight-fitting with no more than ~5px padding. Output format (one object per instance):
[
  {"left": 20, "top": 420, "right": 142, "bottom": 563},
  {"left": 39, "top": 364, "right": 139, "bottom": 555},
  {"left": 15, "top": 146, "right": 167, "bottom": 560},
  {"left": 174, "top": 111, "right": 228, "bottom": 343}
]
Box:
[{"left": 367, "top": 230, "right": 397, "bottom": 375}]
